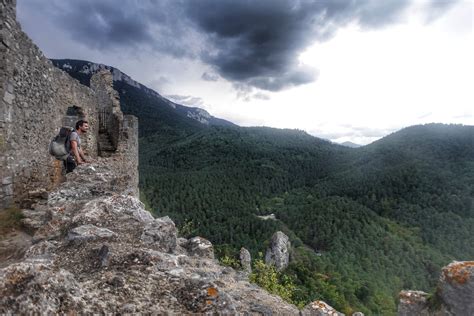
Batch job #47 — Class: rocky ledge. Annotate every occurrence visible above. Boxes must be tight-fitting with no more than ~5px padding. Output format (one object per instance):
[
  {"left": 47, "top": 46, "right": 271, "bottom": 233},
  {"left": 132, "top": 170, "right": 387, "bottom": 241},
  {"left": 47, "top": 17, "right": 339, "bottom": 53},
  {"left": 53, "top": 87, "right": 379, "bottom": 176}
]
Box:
[{"left": 0, "top": 159, "right": 300, "bottom": 314}]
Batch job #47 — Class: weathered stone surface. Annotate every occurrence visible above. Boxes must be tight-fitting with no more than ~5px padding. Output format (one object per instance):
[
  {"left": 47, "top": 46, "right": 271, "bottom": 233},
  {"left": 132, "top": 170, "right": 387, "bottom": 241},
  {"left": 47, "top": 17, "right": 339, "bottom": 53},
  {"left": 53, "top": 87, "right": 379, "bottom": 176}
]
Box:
[
  {"left": 352, "top": 312, "right": 365, "bottom": 316},
  {"left": 0, "top": 262, "right": 86, "bottom": 314},
  {"left": 0, "top": 161, "right": 300, "bottom": 314},
  {"left": 67, "top": 224, "right": 117, "bottom": 242},
  {"left": 439, "top": 261, "right": 474, "bottom": 315},
  {"left": 240, "top": 247, "right": 252, "bottom": 273},
  {"left": 397, "top": 291, "right": 431, "bottom": 316},
  {"left": 24, "top": 240, "right": 58, "bottom": 260},
  {"left": 301, "top": 300, "right": 344, "bottom": 316},
  {"left": 72, "top": 195, "right": 153, "bottom": 225},
  {"left": 141, "top": 216, "right": 177, "bottom": 253},
  {"left": 185, "top": 236, "right": 215, "bottom": 259},
  {"left": 265, "top": 231, "right": 290, "bottom": 271},
  {"left": 0, "top": 230, "right": 32, "bottom": 267},
  {"left": 97, "top": 245, "right": 110, "bottom": 267},
  {"left": 21, "top": 208, "right": 50, "bottom": 229},
  {"left": 32, "top": 219, "right": 64, "bottom": 243}
]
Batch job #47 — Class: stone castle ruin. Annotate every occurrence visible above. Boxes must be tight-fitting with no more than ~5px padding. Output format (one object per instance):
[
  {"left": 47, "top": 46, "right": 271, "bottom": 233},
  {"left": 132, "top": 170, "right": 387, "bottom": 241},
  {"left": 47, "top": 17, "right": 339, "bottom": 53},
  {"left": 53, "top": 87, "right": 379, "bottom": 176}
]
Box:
[{"left": 0, "top": 0, "right": 138, "bottom": 209}]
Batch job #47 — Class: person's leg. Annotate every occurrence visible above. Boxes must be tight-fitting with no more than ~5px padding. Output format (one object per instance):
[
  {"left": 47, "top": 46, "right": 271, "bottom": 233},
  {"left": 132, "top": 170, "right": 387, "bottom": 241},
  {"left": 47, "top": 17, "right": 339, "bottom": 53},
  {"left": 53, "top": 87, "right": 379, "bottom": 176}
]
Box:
[{"left": 65, "top": 156, "right": 76, "bottom": 173}]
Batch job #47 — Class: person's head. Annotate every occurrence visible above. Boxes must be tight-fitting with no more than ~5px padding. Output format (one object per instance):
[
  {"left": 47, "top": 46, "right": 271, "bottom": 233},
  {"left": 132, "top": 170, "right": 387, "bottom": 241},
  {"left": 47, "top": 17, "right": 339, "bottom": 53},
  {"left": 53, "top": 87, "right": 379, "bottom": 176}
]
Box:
[{"left": 75, "top": 120, "right": 89, "bottom": 133}]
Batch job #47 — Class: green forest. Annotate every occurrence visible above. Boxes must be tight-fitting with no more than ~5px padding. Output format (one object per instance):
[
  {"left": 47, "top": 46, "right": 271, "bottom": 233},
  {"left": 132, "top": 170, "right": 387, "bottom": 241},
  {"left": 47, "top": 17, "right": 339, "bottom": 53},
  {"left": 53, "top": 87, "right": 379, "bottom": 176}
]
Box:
[
  {"left": 54, "top": 60, "right": 474, "bottom": 315},
  {"left": 138, "top": 123, "right": 473, "bottom": 314}
]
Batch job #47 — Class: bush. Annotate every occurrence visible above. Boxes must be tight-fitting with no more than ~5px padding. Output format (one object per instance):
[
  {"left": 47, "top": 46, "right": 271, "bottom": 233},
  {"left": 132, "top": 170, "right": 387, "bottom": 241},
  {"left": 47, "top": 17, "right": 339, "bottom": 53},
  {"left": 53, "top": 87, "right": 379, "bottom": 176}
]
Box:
[{"left": 249, "top": 258, "right": 304, "bottom": 308}]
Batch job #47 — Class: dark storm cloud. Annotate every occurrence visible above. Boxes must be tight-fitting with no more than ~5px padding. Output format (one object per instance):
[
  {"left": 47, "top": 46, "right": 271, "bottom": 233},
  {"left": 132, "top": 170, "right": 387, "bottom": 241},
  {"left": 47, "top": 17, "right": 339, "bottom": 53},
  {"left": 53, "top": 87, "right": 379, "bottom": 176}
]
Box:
[
  {"left": 19, "top": 0, "right": 190, "bottom": 55},
  {"left": 183, "top": 0, "right": 456, "bottom": 91},
  {"left": 18, "top": 0, "right": 458, "bottom": 91},
  {"left": 22, "top": 0, "right": 154, "bottom": 50}
]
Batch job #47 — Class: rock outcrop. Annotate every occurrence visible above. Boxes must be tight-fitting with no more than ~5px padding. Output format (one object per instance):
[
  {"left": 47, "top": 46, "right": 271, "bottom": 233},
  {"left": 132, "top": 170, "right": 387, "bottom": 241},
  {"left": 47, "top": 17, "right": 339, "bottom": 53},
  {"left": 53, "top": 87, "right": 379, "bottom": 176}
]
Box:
[
  {"left": 240, "top": 247, "right": 252, "bottom": 273},
  {"left": 301, "top": 300, "right": 344, "bottom": 316},
  {"left": 398, "top": 261, "right": 474, "bottom": 316},
  {"left": 0, "top": 160, "right": 300, "bottom": 314},
  {"left": 265, "top": 231, "right": 291, "bottom": 271},
  {"left": 398, "top": 291, "right": 433, "bottom": 316}
]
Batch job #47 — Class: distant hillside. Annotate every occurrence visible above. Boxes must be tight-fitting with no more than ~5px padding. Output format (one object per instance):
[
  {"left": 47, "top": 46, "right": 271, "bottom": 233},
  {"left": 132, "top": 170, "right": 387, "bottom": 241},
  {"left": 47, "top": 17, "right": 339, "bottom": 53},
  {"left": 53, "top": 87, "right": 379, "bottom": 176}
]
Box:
[
  {"left": 140, "top": 122, "right": 474, "bottom": 315},
  {"left": 340, "top": 141, "right": 361, "bottom": 148}
]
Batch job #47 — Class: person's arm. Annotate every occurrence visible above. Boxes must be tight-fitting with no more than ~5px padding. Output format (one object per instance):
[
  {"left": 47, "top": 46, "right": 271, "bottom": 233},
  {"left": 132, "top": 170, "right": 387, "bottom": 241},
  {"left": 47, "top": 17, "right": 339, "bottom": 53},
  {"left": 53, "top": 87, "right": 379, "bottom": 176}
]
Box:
[
  {"left": 70, "top": 140, "right": 84, "bottom": 164},
  {"left": 78, "top": 148, "right": 88, "bottom": 163}
]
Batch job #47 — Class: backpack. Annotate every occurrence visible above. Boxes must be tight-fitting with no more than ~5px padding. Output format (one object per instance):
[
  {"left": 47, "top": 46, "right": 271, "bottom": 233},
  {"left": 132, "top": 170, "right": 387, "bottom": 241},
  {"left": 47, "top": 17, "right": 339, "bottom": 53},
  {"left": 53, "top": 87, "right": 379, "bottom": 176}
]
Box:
[{"left": 49, "top": 127, "right": 75, "bottom": 160}]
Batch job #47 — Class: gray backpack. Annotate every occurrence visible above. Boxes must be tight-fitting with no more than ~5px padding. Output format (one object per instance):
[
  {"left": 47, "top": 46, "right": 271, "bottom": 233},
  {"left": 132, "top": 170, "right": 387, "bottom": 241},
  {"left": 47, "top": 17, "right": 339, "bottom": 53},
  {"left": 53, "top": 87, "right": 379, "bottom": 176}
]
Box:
[{"left": 49, "top": 127, "right": 74, "bottom": 160}]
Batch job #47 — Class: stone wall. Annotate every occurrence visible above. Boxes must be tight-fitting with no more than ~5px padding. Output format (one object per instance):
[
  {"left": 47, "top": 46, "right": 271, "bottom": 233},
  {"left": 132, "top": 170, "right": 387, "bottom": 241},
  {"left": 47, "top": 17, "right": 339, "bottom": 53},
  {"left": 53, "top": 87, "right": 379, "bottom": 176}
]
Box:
[
  {"left": 0, "top": 0, "right": 138, "bottom": 208},
  {"left": 90, "top": 70, "right": 122, "bottom": 150},
  {"left": 105, "top": 115, "right": 139, "bottom": 198}
]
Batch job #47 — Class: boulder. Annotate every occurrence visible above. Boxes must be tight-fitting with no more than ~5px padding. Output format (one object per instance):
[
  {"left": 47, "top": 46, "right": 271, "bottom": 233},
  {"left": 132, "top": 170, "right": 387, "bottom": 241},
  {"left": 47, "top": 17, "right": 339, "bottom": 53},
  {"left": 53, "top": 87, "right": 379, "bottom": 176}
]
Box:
[
  {"left": 397, "top": 291, "right": 430, "bottom": 316},
  {"left": 439, "top": 261, "right": 474, "bottom": 315},
  {"left": 185, "top": 237, "right": 214, "bottom": 259},
  {"left": 67, "top": 224, "right": 117, "bottom": 242},
  {"left": 265, "top": 231, "right": 290, "bottom": 271},
  {"left": 140, "top": 216, "right": 177, "bottom": 253},
  {"left": 301, "top": 300, "right": 344, "bottom": 316},
  {"left": 73, "top": 195, "right": 154, "bottom": 225},
  {"left": 240, "top": 247, "right": 252, "bottom": 273}
]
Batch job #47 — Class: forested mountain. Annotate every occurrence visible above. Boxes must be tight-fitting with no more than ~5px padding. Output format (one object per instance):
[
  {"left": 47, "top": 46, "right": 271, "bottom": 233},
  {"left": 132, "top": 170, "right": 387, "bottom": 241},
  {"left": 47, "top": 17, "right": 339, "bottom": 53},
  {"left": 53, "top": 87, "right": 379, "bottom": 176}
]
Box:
[
  {"left": 53, "top": 60, "right": 474, "bottom": 315},
  {"left": 140, "top": 123, "right": 473, "bottom": 314},
  {"left": 51, "top": 59, "right": 234, "bottom": 138}
]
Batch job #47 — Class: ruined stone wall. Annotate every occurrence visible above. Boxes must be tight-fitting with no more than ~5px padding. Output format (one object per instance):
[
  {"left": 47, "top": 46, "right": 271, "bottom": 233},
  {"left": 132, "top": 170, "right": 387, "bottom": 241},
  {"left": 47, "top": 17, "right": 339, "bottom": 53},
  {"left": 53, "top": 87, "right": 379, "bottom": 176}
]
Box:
[
  {"left": 0, "top": 0, "right": 102, "bottom": 208},
  {"left": 112, "top": 115, "right": 139, "bottom": 198},
  {"left": 90, "top": 70, "right": 122, "bottom": 149}
]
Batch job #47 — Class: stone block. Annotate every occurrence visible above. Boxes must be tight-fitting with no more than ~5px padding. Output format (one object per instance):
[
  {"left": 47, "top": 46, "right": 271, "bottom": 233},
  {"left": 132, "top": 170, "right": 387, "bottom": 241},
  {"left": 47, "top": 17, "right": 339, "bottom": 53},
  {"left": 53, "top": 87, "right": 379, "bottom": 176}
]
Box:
[
  {"left": 67, "top": 224, "right": 117, "bottom": 242},
  {"left": 141, "top": 216, "right": 177, "bottom": 253},
  {"left": 3, "top": 91, "right": 13, "bottom": 104},
  {"left": 2, "top": 176, "right": 12, "bottom": 184},
  {"left": 3, "top": 183, "right": 12, "bottom": 195},
  {"left": 185, "top": 236, "right": 214, "bottom": 259}
]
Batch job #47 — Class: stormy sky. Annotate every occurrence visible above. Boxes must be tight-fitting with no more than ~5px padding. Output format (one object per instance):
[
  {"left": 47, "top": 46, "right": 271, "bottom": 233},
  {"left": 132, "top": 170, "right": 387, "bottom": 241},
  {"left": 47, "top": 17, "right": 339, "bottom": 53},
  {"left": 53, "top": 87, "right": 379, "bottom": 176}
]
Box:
[{"left": 17, "top": 0, "right": 473, "bottom": 144}]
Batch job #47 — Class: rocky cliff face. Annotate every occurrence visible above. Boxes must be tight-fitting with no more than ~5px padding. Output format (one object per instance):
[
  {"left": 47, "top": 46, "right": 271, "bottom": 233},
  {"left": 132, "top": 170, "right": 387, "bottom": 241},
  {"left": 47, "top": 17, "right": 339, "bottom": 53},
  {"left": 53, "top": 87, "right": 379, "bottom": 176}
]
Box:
[
  {"left": 265, "top": 231, "right": 291, "bottom": 271},
  {"left": 0, "top": 159, "right": 300, "bottom": 314}
]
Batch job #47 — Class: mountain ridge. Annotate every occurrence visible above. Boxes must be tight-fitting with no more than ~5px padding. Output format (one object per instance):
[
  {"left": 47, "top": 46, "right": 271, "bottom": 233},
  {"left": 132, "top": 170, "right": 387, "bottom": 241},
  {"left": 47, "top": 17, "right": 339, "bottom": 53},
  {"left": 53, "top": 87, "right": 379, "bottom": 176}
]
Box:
[{"left": 51, "top": 59, "right": 236, "bottom": 134}]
